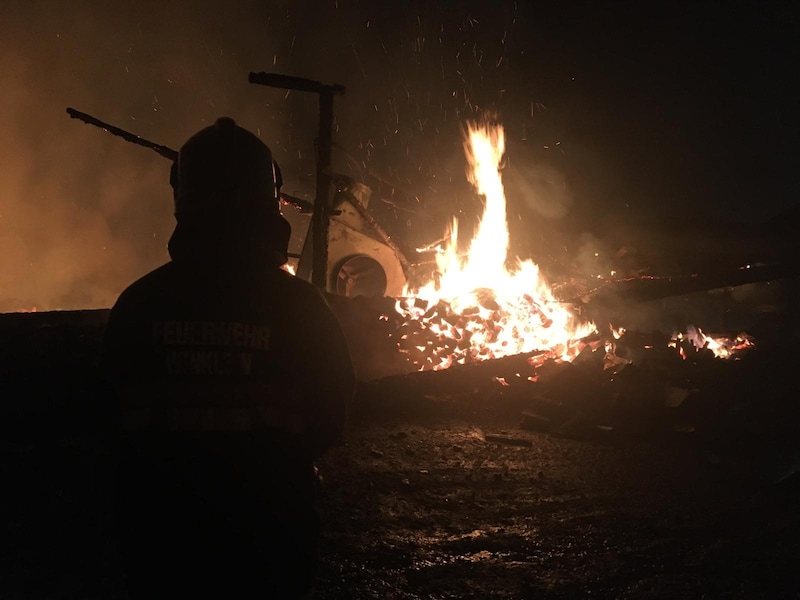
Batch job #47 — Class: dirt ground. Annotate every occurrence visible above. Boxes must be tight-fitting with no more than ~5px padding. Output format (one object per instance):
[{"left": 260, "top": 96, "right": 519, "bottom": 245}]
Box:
[
  {"left": 315, "top": 404, "right": 800, "bottom": 600},
  {"left": 4, "top": 396, "right": 799, "bottom": 600},
  {"left": 2, "top": 309, "right": 800, "bottom": 599}
]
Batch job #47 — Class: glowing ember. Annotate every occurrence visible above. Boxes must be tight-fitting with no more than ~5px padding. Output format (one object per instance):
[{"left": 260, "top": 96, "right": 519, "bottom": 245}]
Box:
[
  {"left": 670, "top": 325, "right": 755, "bottom": 359},
  {"left": 395, "top": 122, "right": 596, "bottom": 370}
]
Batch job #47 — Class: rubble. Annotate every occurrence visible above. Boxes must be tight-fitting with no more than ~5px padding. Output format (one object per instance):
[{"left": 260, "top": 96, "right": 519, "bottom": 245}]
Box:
[{"left": 0, "top": 284, "right": 795, "bottom": 451}]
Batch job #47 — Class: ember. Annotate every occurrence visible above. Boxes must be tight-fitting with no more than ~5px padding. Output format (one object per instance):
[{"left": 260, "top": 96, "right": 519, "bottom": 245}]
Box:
[{"left": 670, "top": 326, "right": 755, "bottom": 360}]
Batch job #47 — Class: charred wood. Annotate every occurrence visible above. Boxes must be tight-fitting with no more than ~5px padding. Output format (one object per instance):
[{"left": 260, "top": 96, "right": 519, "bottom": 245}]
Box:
[{"left": 568, "top": 262, "right": 798, "bottom": 306}]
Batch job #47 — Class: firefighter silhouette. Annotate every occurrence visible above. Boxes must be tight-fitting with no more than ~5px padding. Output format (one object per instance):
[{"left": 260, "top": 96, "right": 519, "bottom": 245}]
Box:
[{"left": 101, "top": 117, "right": 355, "bottom": 599}]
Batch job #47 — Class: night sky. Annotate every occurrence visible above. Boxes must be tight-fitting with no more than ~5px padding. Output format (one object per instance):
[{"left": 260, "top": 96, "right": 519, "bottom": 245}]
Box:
[{"left": 2, "top": 1, "right": 798, "bottom": 311}]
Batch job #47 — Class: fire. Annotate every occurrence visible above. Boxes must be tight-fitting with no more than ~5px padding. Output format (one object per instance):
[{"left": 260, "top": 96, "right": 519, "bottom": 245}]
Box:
[
  {"left": 395, "top": 122, "right": 596, "bottom": 370},
  {"left": 390, "top": 121, "right": 752, "bottom": 371},
  {"left": 670, "top": 326, "right": 754, "bottom": 359}
]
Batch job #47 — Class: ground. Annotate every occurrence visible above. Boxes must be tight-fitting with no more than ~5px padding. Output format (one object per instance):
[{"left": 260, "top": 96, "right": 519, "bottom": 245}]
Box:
[
  {"left": 315, "top": 405, "right": 800, "bottom": 599},
  {"left": 4, "top": 397, "right": 799, "bottom": 599},
  {"left": 2, "top": 309, "right": 800, "bottom": 598}
]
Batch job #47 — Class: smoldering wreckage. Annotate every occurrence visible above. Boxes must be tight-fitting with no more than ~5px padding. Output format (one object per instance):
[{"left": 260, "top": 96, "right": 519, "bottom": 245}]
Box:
[{"left": 3, "top": 73, "right": 800, "bottom": 598}]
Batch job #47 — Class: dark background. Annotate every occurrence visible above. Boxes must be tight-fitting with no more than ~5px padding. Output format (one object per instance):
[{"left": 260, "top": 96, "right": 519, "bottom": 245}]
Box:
[{"left": 2, "top": 0, "right": 798, "bottom": 311}]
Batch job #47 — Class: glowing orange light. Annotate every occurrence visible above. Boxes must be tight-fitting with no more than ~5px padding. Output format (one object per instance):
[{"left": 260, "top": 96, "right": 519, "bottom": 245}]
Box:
[{"left": 395, "top": 122, "right": 596, "bottom": 370}]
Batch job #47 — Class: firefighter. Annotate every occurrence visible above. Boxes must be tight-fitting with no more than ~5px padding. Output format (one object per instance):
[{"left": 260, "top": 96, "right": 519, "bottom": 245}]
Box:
[{"left": 100, "top": 117, "right": 355, "bottom": 599}]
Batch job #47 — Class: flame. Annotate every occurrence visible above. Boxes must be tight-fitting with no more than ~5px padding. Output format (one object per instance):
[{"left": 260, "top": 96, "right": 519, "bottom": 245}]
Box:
[
  {"left": 395, "top": 122, "right": 596, "bottom": 370},
  {"left": 611, "top": 325, "right": 626, "bottom": 340},
  {"left": 669, "top": 326, "right": 754, "bottom": 359}
]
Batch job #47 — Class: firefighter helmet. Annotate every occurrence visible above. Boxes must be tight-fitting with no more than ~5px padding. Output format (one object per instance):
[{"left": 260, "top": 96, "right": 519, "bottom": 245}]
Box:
[
  {"left": 170, "top": 117, "right": 279, "bottom": 216},
  {"left": 167, "top": 117, "right": 290, "bottom": 266}
]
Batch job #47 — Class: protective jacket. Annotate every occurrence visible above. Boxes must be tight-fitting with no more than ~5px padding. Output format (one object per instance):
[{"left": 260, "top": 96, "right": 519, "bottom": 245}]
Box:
[
  {"left": 102, "top": 259, "right": 352, "bottom": 449},
  {"left": 101, "top": 248, "right": 355, "bottom": 598}
]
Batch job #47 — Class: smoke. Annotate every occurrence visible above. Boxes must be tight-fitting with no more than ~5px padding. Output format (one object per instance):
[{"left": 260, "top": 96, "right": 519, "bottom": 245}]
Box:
[
  {"left": 10, "top": 1, "right": 776, "bottom": 312},
  {"left": 0, "top": 1, "right": 307, "bottom": 311},
  {"left": 0, "top": 0, "right": 529, "bottom": 311},
  {"left": 0, "top": 36, "right": 170, "bottom": 311},
  {"left": 504, "top": 160, "right": 572, "bottom": 220}
]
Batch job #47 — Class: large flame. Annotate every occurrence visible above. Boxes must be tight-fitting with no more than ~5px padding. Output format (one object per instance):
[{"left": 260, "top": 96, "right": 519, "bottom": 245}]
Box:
[{"left": 395, "top": 122, "right": 596, "bottom": 370}]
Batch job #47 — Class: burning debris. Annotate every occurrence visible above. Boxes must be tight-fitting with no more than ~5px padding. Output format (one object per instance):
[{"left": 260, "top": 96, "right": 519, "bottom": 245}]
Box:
[
  {"left": 324, "top": 115, "right": 767, "bottom": 446},
  {"left": 390, "top": 121, "right": 753, "bottom": 374},
  {"left": 395, "top": 122, "right": 596, "bottom": 371},
  {"left": 0, "top": 103, "right": 789, "bottom": 476},
  {"left": 670, "top": 326, "right": 755, "bottom": 360},
  {"left": 64, "top": 91, "right": 765, "bottom": 389}
]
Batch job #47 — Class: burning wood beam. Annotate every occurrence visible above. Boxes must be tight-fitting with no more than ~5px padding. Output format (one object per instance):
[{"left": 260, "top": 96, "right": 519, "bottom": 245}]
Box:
[{"left": 66, "top": 108, "right": 178, "bottom": 161}]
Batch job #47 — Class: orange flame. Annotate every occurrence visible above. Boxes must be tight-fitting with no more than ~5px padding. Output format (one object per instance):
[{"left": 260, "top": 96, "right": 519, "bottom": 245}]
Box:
[
  {"left": 396, "top": 122, "right": 596, "bottom": 370},
  {"left": 669, "top": 326, "right": 754, "bottom": 359}
]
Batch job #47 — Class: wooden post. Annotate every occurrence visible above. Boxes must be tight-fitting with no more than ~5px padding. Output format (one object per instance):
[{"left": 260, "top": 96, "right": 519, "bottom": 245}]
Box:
[
  {"left": 249, "top": 72, "right": 345, "bottom": 289},
  {"left": 313, "top": 89, "right": 335, "bottom": 288}
]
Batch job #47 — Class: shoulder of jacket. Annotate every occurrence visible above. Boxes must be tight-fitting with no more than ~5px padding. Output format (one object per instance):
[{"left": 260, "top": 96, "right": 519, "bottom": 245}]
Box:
[
  {"left": 111, "top": 262, "right": 174, "bottom": 311},
  {"left": 276, "top": 270, "right": 324, "bottom": 295}
]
